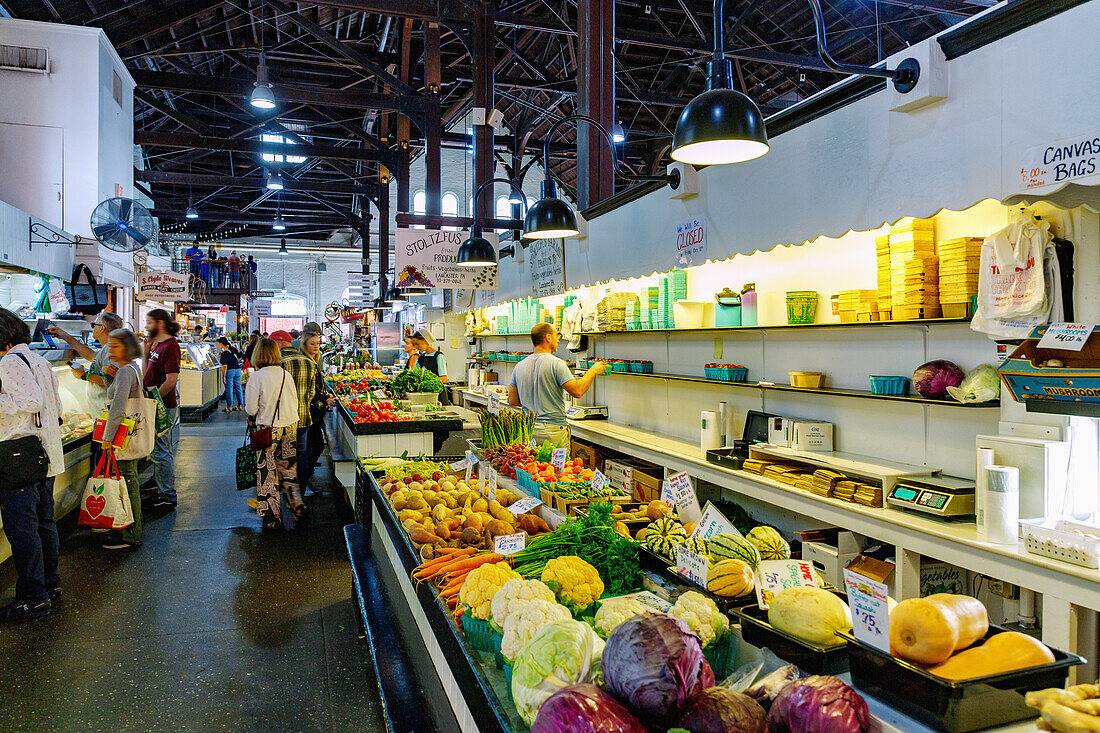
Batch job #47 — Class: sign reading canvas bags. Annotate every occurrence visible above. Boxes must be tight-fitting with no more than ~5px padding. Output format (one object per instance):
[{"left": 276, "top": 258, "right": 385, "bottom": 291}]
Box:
[
  {"left": 137, "top": 269, "right": 189, "bottom": 301},
  {"left": 395, "top": 229, "right": 499, "bottom": 290}
]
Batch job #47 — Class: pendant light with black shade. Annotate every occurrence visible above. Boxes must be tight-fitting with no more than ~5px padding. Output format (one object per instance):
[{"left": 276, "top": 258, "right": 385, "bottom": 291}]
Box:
[
  {"left": 457, "top": 177, "right": 523, "bottom": 268},
  {"left": 523, "top": 115, "right": 680, "bottom": 240},
  {"left": 671, "top": 0, "right": 920, "bottom": 166}
]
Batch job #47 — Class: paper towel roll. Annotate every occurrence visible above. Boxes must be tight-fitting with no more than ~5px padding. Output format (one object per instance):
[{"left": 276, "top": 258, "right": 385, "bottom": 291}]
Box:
[
  {"left": 975, "top": 448, "right": 995, "bottom": 537},
  {"left": 983, "top": 465, "right": 1019, "bottom": 545},
  {"left": 700, "top": 411, "right": 722, "bottom": 452}
]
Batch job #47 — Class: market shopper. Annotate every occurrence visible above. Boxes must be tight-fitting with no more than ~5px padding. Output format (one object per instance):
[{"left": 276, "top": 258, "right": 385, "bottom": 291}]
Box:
[
  {"left": 144, "top": 308, "right": 181, "bottom": 509},
  {"left": 185, "top": 242, "right": 203, "bottom": 282},
  {"left": 228, "top": 251, "right": 241, "bottom": 288},
  {"left": 244, "top": 330, "right": 260, "bottom": 366},
  {"left": 98, "top": 329, "right": 146, "bottom": 550},
  {"left": 271, "top": 330, "right": 320, "bottom": 497},
  {"left": 0, "top": 308, "right": 64, "bottom": 621},
  {"left": 402, "top": 334, "right": 419, "bottom": 370},
  {"left": 218, "top": 337, "right": 244, "bottom": 412},
  {"left": 508, "top": 323, "right": 606, "bottom": 448},
  {"left": 301, "top": 331, "right": 335, "bottom": 482},
  {"left": 411, "top": 329, "right": 447, "bottom": 383},
  {"left": 248, "top": 256, "right": 258, "bottom": 293},
  {"left": 245, "top": 338, "right": 303, "bottom": 529},
  {"left": 48, "top": 311, "right": 123, "bottom": 390}
]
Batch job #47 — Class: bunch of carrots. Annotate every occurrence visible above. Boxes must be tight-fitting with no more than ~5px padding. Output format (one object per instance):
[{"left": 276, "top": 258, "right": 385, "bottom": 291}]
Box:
[{"left": 412, "top": 549, "right": 506, "bottom": 620}]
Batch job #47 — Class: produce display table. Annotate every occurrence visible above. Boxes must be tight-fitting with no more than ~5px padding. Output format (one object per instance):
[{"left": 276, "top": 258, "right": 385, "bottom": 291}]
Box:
[
  {"left": 334, "top": 400, "right": 464, "bottom": 457},
  {"left": 568, "top": 420, "right": 1100, "bottom": 656},
  {"left": 348, "top": 457, "right": 1047, "bottom": 733}
]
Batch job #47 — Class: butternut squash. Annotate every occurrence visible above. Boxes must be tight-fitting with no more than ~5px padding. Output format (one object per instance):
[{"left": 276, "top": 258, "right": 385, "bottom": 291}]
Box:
[
  {"left": 890, "top": 594, "right": 988, "bottom": 665},
  {"left": 927, "top": 632, "right": 1055, "bottom": 680}
]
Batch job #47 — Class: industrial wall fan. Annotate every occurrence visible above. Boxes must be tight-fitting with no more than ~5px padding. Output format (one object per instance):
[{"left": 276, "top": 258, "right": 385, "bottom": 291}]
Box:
[{"left": 89, "top": 197, "right": 156, "bottom": 252}]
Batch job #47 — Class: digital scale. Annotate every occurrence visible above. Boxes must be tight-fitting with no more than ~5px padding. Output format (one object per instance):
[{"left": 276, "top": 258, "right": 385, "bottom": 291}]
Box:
[
  {"left": 887, "top": 475, "right": 975, "bottom": 518},
  {"left": 566, "top": 405, "right": 608, "bottom": 420}
]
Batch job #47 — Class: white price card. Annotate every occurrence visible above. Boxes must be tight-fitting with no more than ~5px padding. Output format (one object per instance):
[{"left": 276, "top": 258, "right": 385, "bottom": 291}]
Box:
[
  {"left": 591, "top": 469, "right": 607, "bottom": 494},
  {"left": 755, "top": 559, "right": 817, "bottom": 609},
  {"left": 843, "top": 568, "right": 891, "bottom": 652},
  {"left": 508, "top": 496, "right": 543, "bottom": 515},
  {"left": 464, "top": 451, "right": 475, "bottom": 482},
  {"left": 691, "top": 501, "right": 741, "bottom": 539},
  {"left": 450, "top": 455, "right": 471, "bottom": 472},
  {"left": 488, "top": 391, "right": 501, "bottom": 414},
  {"left": 373, "top": 389, "right": 388, "bottom": 400},
  {"left": 1037, "top": 323, "right": 1094, "bottom": 351},
  {"left": 661, "top": 471, "right": 702, "bottom": 523},
  {"left": 481, "top": 463, "right": 498, "bottom": 500},
  {"left": 676, "top": 544, "right": 710, "bottom": 587},
  {"left": 551, "top": 447, "right": 568, "bottom": 472},
  {"left": 604, "top": 590, "right": 672, "bottom": 613},
  {"left": 494, "top": 532, "right": 527, "bottom": 555}
]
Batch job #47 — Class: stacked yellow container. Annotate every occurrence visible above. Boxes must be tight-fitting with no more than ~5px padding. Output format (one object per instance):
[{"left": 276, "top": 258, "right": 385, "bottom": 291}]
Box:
[
  {"left": 937, "top": 237, "right": 984, "bottom": 318},
  {"left": 875, "top": 235, "right": 892, "bottom": 318},
  {"left": 889, "top": 218, "right": 940, "bottom": 320},
  {"left": 838, "top": 289, "right": 880, "bottom": 322}
]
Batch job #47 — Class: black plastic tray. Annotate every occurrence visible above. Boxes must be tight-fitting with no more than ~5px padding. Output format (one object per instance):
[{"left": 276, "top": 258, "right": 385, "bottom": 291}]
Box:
[
  {"left": 337, "top": 402, "right": 463, "bottom": 436},
  {"left": 706, "top": 448, "right": 745, "bottom": 470},
  {"left": 731, "top": 599, "right": 850, "bottom": 675},
  {"left": 839, "top": 627, "right": 1085, "bottom": 733}
]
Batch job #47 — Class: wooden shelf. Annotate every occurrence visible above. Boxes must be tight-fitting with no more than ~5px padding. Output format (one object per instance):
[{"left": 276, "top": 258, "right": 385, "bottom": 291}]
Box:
[{"left": 599, "top": 370, "right": 998, "bottom": 408}]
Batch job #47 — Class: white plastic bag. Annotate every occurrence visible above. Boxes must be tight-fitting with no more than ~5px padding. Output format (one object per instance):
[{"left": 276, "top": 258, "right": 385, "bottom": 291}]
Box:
[
  {"left": 47, "top": 278, "right": 70, "bottom": 314},
  {"left": 977, "top": 216, "right": 1049, "bottom": 319}
]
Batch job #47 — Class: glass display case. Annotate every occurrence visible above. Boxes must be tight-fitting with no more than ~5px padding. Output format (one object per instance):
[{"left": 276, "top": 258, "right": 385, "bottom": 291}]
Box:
[
  {"left": 180, "top": 341, "right": 223, "bottom": 411},
  {"left": 53, "top": 365, "right": 101, "bottom": 446},
  {"left": 181, "top": 342, "right": 219, "bottom": 370}
]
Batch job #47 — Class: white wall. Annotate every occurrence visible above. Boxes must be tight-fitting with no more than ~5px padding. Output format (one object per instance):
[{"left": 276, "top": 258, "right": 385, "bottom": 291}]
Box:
[{"left": 0, "top": 19, "right": 134, "bottom": 238}]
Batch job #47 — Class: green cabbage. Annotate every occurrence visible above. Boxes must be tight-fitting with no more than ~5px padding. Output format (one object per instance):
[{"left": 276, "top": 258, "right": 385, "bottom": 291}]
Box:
[
  {"left": 947, "top": 364, "right": 1001, "bottom": 403},
  {"left": 511, "top": 619, "right": 605, "bottom": 725}
]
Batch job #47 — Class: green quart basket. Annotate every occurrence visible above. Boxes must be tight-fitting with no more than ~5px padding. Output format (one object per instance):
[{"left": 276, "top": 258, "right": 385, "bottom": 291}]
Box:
[
  {"left": 461, "top": 614, "right": 505, "bottom": 669},
  {"left": 786, "top": 291, "right": 819, "bottom": 325},
  {"left": 703, "top": 633, "right": 736, "bottom": 677}
]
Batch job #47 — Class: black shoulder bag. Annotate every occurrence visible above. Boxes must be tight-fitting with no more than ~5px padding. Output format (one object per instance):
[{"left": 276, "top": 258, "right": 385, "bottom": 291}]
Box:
[
  {"left": 65, "top": 264, "right": 110, "bottom": 315},
  {"left": 0, "top": 353, "right": 50, "bottom": 490}
]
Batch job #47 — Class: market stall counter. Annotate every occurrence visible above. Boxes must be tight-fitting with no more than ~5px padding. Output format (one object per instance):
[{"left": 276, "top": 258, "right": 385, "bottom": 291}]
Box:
[
  {"left": 179, "top": 341, "right": 222, "bottom": 421},
  {"left": 346, "top": 454, "right": 1073, "bottom": 733}
]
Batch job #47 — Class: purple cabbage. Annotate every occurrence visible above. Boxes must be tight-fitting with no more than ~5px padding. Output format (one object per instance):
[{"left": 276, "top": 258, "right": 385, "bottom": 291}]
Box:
[
  {"left": 768, "top": 675, "right": 871, "bottom": 733},
  {"left": 530, "top": 684, "right": 646, "bottom": 733},
  {"left": 601, "top": 613, "right": 710, "bottom": 724},
  {"left": 676, "top": 687, "right": 769, "bottom": 733},
  {"left": 913, "top": 360, "right": 965, "bottom": 398}
]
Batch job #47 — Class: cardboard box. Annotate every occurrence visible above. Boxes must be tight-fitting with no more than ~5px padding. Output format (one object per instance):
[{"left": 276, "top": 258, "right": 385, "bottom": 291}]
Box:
[
  {"left": 791, "top": 420, "right": 833, "bottom": 452},
  {"left": 634, "top": 470, "right": 661, "bottom": 503},
  {"left": 846, "top": 554, "right": 896, "bottom": 597},
  {"left": 768, "top": 416, "right": 793, "bottom": 447},
  {"left": 804, "top": 531, "right": 860, "bottom": 588},
  {"left": 570, "top": 440, "right": 604, "bottom": 471},
  {"left": 920, "top": 560, "right": 966, "bottom": 596},
  {"left": 604, "top": 459, "right": 636, "bottom": 495}
]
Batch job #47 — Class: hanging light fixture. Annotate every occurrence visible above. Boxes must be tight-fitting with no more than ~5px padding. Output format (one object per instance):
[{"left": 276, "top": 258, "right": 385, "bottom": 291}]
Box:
[
  {"left": 507, "top": 181, "right": 526, "bottom": 206},
  {"left": 266, "top": 169, "right": 284, "bottom": 190},
  {"left": 278, "top": 238, "right": 288, "bottom": 255},
  {"left": 385, "top": 285, "right": 406, "bottom": 303},
  {"left": 524, "top": 115, "right": 679, "bottom": 240},
  {"left": 457, "top": 177, "right": 513, "bottom": 267},
  {"left": 251, "top": 52, "right": 276, "bottom": 111},
  {"left": 611, "top": 122, "right": 626, "bottom": 143},
  {"left": 184, "top": 199, "right": 199, "bottom": 219},
  {"left": 672, "top": 0, "right": 919, "bottom": 166}
]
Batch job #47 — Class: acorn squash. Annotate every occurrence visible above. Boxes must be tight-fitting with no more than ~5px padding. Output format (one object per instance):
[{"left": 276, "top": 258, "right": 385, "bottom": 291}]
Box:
[
  {"left": 707, "top": 559, "right": 754, "bottom": 597},
  {"left": 746, "top": 526, "right": 790, "bottom": 560}
]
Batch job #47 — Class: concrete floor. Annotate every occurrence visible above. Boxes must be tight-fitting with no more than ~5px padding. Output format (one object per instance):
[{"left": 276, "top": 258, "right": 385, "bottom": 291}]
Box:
[{"left": 0, "top": 412, "right": 385, "bottom": 732}]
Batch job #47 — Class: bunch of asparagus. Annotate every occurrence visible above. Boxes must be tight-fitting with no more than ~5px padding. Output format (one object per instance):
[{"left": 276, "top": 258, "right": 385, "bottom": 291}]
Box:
[{"left": 477, "top": 407, "right": 536, "bottom": 447}]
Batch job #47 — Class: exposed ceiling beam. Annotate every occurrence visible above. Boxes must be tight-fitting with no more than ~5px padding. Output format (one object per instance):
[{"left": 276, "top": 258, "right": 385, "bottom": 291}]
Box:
[
  {"left": 107, "top": 0, "right": 227, "bottom": 50},
  {"left": 151, "top": 209, "right": 358, "bottom": 227},
  {"left": 136, "top": 169, "right": 375, "bottom": 195},
  {"left": 131, "top": 69, "right": 426, "bottom": 114},
  {"left": 135, "top": 130, "right": 396, "bottom": 164},
  {"left": 262, "top": 0, "right": 415, "bottom": 94},
  {"left": 134, "top": 90, "right": 214, "bottom": 136}
]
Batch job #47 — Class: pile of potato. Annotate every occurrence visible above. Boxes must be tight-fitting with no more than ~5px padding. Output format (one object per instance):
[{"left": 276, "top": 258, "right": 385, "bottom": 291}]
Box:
[{"left": 381, "top": 474, "right": 551, "bottom": 559}]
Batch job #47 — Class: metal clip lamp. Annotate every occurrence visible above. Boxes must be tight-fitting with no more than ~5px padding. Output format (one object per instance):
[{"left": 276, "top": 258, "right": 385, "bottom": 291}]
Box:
[
  {"left": 671, "top": 0, "right": 919, "bottom": 166},
  {"left": 457, "top": 176, "right": 515, "bottom": 268},
  {"left": 524, "top": 115, "right": 680, "bottom": 240}
]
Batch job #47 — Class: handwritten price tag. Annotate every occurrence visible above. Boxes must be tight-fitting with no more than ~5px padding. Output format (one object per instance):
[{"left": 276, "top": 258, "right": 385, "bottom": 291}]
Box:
[
  {"left": 494, "top": 532, "right": 527, "bottom": 555},
  {"left": 551, "top": 447, "right": 568, "bottom": 472},
  {"left": 488, "top": 391, "right": 501, "bottom": 414},
  {"left": 1037, "top": 322, "right": 1094, "bottom": 352},
  {"left": 508, "top": 496, "right": 543, "bottom": 515},
  {"left": 676, "top": 544, "right": 710, "bottom": 587},
  {"left": 661, "top": 471, "right": 702, "bottom": 523},
  {"left": 755, "top": 559, "right": 817, "bottom": 609},
  {"left": 591, "top": 469, "right": 607, "bottom": 494},
  {"left": 481, "top": 463, "right": 498, "bottom": 500},
  {"left": 373, "top": 389, "right": 388, "bottom": 400},
  {"left": 464, "top": 451, "right": 475, "bottom": 482},
  {"left": 691, "top": 501, "right": 741, "bottom": 539},
  {"left": 844, "top": 568, "right": 891, "bottom": 652},
  {"left": 605, "top": 590, "right": 672, "bottom": 613}
]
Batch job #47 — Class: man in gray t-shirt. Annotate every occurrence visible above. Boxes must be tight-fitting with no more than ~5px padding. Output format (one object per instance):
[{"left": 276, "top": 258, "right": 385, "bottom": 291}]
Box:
[{"left": 508, "top": 323, "right": 605, "bottom": 448}]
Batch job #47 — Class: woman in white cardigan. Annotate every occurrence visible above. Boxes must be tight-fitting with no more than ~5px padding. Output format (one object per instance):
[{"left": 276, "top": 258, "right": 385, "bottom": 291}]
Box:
[{"left": 244, "top": 338, "right": 302, "bottom": 530}]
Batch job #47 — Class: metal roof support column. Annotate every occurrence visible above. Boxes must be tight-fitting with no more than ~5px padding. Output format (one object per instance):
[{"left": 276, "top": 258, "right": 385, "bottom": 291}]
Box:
[{"left": 577, "top": 0, "right": 616, "bottom": 208}]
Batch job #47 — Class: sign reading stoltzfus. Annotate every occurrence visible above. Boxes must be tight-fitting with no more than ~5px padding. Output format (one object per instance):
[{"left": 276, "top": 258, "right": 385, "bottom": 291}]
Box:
[
  {"left": 674, "top": 216, "right": 706, "bottom": 268},
  {"left": 137, "top": 269, "right": 188, "bottom": 301},
  {"left": 395, "top": 228, "right": 499, "bottom": 290},
  {"left": 529, "top": 239, "right": 566, "bottom": 297},
  {"left": 1018, "top": 132, "right": 1100, "bottom": 190}
]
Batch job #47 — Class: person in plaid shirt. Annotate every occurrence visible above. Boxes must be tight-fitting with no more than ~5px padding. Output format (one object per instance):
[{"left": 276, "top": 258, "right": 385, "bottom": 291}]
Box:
[{"left": 271, "top": 330, "right": 322, "bottom": 497}]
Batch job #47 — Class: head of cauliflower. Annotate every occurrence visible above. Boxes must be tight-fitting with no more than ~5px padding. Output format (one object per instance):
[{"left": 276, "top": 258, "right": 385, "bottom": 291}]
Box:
[
  {"left": 458, "top": 561, "right": 520, "bottom": 620},
  {"left": 593, "top": 596, "right": 650, "bottom": 638},
  {"left": 500, "top": 598, "right": 571, "bottom": 660},
  {"left": 541, "top": 556, "right": 604, "bottom": 613},
  {"left": 490, "top": 578, "right": 555, "bottom": 629},
  {"left": 669, "top": 590, "right": 729, "bottom": 648}
]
